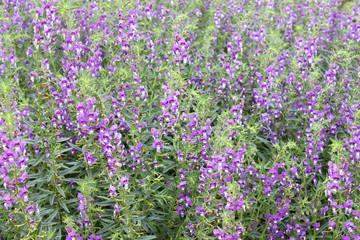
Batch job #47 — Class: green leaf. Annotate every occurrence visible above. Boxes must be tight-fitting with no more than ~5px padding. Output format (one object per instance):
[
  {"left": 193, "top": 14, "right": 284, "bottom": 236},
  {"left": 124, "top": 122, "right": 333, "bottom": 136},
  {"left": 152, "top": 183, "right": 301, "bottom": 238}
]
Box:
[
  {"left": 138, "top": 236, "right": 157, "bottom": 240},
  {"left": 59, "top": 163, "right": 82, "bottom": 176},
  {"left": 67, "top": 142, "right": 82, "bottom": 152},
  {"left": 45, "top": 209, "right": 59, "bottom": 223},
  {"left": 55, "top": 147, "right": 73, "bottom": 156},
  {"left": 56, "top": 186, "right": 66, "bottom": 198},
  {"left": 97, "top": 223, "right": 117, "bottom": 235},
  {"left": 56, "top": 137, "right": 70, "bottom": 143},
  {"left": 58, "top": 199, "right": 69, "bottom": 213},
  {"left": 49, "top": 193, "right": 55, "bottom": 205}
]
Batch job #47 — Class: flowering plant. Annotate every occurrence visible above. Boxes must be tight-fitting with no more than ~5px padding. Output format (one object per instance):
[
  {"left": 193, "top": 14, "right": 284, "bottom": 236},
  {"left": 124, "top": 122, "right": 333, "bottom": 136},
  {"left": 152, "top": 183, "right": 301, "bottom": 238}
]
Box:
[{"left": 0, "top": 0, "right": 360, "bottom": 239}]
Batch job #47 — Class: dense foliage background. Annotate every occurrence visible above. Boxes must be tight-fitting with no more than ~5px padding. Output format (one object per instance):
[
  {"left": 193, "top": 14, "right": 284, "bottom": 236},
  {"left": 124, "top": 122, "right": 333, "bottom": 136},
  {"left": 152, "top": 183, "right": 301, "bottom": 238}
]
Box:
[{"left": 0, "top": 0, "right": 360, "bottom": 239}]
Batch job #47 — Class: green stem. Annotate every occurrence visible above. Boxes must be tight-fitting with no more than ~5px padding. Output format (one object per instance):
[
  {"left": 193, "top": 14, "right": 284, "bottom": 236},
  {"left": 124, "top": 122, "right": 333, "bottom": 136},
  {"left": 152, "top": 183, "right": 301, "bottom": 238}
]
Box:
[
  {"left": 36, "top": 48, "right": 42, "bottom": 125},
  {"left": 121, "top": 187, "right": 136, "bottom": 239},
  {"left": 244, "top": 194, "right": 262, "bottom": 236}
]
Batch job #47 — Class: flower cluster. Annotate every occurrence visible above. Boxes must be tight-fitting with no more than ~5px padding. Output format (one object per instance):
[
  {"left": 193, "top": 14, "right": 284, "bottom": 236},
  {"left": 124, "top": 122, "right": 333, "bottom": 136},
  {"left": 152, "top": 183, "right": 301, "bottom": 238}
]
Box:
[{"left": 1, "top": 0, "right": 360, "bottom": 239}]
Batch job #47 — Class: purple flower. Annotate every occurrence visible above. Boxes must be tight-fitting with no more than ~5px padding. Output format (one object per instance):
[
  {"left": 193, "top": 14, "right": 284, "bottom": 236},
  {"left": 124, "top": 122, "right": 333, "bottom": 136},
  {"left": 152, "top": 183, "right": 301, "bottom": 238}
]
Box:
[
  {"left": 109, "top": 185, "right": 117, "bottom": 198},
  {"left": 113, "top": 203, "right": 120, "bottom": 217},
  {"left": 151, "top": 128, "right": 159, "bottom": 138},
  {"left": 27, "top": 47, "right": 32, "bottom": 57},
  {"left": 343, "top": 200, "right": 353, "bottom": 213},
  {"left": 26, "top": 205, "right": 33, "bottom": 215},
  {"left": 84, "top": 151, "right": 97, "bottom": 166},
  {"left": 329, "top": 220, "right": 336, "bottom": 231},
  {"left": 320, "top": 206, "right": 328, "bottom": 215},
  {"left": 313, "top": 223, "right": 320, "bottom": 231},
  {"left": 185, "top": 196, "right": 193, "bottom": 208},
  {"left": 153, "top": 160, "right": 158, "bottom": 168},
  {"left": 33, "top": 203, "right": 40, "bottom": 215},
  {"left": 153, "top": 138, "right": 164, "bottom": 153},
  {"left": 66, "top": 226, "right": 83, "bottom": 240},
  {"left": 119, "top": 176, "right": 129, "bottom": 190},
  {"left": 0, "top": 192, "right": 15, "bottom": 210},
  {"left": 42, "top": 58, "right": 50, "bottom": 72},
  {"left": 195, "top": 206, "right": 206, "bottom": 216},
  {"left": 76, "top": 102, "right": 87, "bottom": 114},
  {"left": 17, "top": 184, "right": 28, "bottom": 202},
  {"left": 77, "top": 193, "right": 92, "bottom": 217},
  {"left": 343, "top": 221, "right": 357, "bottom": 235},
  {"left": 330, "top": 201, "right": 338, "bottom": 214},
  {"left": 88, "top": 234, "right": 102, "bottom": 240},
  {"left": 214, "top": 229, "right": 225, "bottom": 238},
  {"left": 176, "top": 206, "right": 185, "bottom": 218},
  {"left": 353, "top": 210, "right": 360, "bottom": 219}
]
